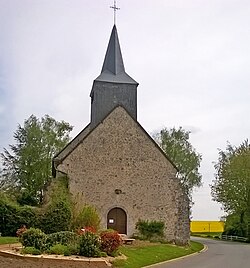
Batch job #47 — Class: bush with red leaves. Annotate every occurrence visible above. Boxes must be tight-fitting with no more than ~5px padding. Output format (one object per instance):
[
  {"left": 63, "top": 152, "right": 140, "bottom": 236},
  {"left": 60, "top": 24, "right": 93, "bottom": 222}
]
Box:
[
  {"left": 77, "top": 226, "right": 96, "bottom": 235},
  {"left": 100, "top": 230, "right": 122, "bottom": 255}
]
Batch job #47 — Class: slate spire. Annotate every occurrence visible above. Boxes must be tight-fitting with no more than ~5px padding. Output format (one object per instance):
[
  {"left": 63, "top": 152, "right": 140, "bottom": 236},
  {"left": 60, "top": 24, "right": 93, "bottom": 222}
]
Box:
[
  {"left": 101, "top": 24, "right": 125, "bottom": 75},
  {"left": 90, "top": 25, "right": 138, "bottom": 128},
  {"left": 95, "top": 25, "right": 138, "bottom": 84}
]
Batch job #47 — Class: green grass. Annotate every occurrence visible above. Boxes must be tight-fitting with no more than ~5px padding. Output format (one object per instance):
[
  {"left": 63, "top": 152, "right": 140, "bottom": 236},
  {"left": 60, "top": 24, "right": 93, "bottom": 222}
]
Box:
[
  {"left": 0, "top": 236, "right": 19, "bottom": 245},
  {"left": 113, "top": 241, "right": 204, "bottom": 268}
]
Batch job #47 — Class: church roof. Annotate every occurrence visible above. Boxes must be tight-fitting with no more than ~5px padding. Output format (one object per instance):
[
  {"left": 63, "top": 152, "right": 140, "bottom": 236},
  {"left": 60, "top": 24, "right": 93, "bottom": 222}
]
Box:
[{"left": 95, "top": 25, "right": 138, "bottom": 85}]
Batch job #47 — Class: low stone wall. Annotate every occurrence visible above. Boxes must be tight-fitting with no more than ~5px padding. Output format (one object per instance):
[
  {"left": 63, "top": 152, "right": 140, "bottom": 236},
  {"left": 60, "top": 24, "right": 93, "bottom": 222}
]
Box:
[{"left": 0, "top": 249, "right": 111, "bottom": 268}]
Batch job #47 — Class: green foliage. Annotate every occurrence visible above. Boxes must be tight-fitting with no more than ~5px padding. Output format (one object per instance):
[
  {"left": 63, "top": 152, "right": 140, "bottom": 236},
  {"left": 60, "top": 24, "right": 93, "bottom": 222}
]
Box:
[
  {"left": 41, "top": 200, "right": 72, "bottom": 234},
  {"left": 71, "top": 204, "right": 101, "bottom": 231},
  {"left": 211, "top": 140, "right": 250, "bottom": 213},
  {"left": 20, "top": 228, "right": 47, "bottom": 250},
  {"left": 100, "top": 230, "right": 122, "bottom": 255},
  {"left": 78, "top": 231, "right": 101, "bottom": 257},
  {"left": 0, "top": 194, "right": 38, "bottom": 236},
  {"left": 223, "top": 213, "right": 247, "bottom": 237},
  {"left": 47, "top": 231, "right": 79, "bottom": 246},
  {"left": 21, "top": 246, "right": 42, "bottom": 255},
  {"left": 41, "top": 177, "right": 72, "bottom": 234},
  {"left": 19, "top": 228, "right": 79, "bottom": 255},
  {"left": 0, "top": 114, "right": 73, "bottom": 205},
  {"left": 155, "top": 127, "right": 202, "bottom": 197},
  {"left": 135, "top": 219, "right": 165, "bottom": 240},
  {"left": 47, "top": 244, "right": 71, "bottom": 256},
  {"left": 211, "top": 140, "right": 250, "bottom": 239}
]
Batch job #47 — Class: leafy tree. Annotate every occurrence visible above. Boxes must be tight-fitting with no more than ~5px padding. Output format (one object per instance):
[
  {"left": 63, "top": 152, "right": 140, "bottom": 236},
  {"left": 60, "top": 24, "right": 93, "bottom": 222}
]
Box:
[
  {"left": 223, "top": 213, "right": 247, "bottom": 237},
  {"left": 211, "top": 140, "right": 250, "bottom": 239},
  {"left": 154, "top": 127, "right": 202, "bottom": 197},
  {"left": 0, "top": 115, "right": 73, "bottom": 205}
]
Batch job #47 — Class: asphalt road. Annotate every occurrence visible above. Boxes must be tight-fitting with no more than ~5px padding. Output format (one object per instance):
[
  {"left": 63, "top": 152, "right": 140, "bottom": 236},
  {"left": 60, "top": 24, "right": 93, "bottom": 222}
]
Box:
[{"left": 150, "top": 237, "right": 250, "bottom": 268}]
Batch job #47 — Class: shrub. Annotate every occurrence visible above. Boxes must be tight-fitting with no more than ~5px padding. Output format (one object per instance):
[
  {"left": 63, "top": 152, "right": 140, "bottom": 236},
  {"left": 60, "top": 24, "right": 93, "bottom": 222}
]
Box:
[
  {"left": 135, "top": 219, "right": 165, "bottom": 240},
  {"left": 41, "top": 200, "right": 72, "bottom": 234},
  {"left": 21, "top": 246, "right": 41, "bottom": 255},
  {"left": 41, "top": 176, "right": 72, "bottom": 234},
  {"left": 72, "top": 205, "right": 101, "bottom": 231},
  {"left": 47, "top": 244, "right": 71, "bottom": 256},
  {"left": 47, "top": 231, "right": 79, "bottom": 246},
  {"left": 20, "top": 228, "right": 47, "bottom": 250},
  {"left": 78, "top": 231, "right": 101, "bottom": 257},
  {"left": 67, "top": 244, "right": 79, "bottom": 255},
  {"left": 0, "top": 195, "right": 38, "bottom": 236},
  {"left": 100, "top": 230, "right": 122, "bottom": 255}
]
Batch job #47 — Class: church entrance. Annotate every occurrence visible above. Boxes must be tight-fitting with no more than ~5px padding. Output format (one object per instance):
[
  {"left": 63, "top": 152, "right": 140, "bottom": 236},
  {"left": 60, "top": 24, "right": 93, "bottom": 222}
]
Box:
[{"left": 107, "top": 207, "right": 127, "bottom": 234}]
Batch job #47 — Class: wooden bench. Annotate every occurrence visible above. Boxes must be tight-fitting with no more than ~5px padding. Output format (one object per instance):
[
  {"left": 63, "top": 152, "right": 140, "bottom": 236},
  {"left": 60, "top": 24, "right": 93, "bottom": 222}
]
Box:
[{"left": 119, "top": 234, "right": 135, "bottom": 245}]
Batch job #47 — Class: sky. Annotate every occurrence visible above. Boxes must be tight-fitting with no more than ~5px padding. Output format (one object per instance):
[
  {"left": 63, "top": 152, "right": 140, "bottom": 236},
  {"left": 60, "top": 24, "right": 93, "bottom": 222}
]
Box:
[{"left": 1, "top": 0, "right": 250, "bottom": 220}]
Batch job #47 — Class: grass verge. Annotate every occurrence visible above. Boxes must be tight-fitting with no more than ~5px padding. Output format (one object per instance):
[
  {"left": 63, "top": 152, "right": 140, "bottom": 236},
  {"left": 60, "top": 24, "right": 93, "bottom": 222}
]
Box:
[
  {"left": 191, "top": 232, "right": 222, "bottom": 239},
  {"left": 113, "top": 240, "right": 204, "bottom": 268},
  {"left": 0, "top": 236, "right": 18, "bottom": 245}
]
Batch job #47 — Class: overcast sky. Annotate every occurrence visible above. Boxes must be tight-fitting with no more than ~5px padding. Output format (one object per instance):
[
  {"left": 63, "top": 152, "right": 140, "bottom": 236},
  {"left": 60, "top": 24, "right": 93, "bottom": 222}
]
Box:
[{"left": 1, "top": 0, "right": 250, "bottom": 220}]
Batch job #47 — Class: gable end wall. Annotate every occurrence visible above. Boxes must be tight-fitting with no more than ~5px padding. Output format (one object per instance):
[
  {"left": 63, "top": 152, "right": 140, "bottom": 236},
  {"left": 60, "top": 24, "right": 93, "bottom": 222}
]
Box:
[{"left": 56, "top": 107, "right": 190, "bottom": 244}]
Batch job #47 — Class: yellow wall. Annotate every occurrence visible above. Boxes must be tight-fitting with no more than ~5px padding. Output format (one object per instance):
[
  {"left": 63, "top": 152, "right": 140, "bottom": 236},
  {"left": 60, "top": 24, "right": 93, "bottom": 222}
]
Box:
[{"left": 190, "top": 221, "right": 224, "bottom": 233}]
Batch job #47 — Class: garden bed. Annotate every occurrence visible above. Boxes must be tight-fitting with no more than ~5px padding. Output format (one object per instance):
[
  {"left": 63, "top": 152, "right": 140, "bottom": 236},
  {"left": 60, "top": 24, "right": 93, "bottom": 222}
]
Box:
[{"left": 0, "top": 243, "right": 112, "bottom": 268}]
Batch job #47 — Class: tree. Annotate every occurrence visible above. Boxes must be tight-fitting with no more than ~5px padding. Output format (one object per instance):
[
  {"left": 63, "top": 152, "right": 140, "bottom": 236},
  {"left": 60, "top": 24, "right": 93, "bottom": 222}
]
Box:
[
  {"left": 211, "top": 140, "right": 250, "bottom": 238},
  {"left": 154, "top": 127, "right": 202, "bottom": 198},
  {"left": 0, "top": 115, "right": 73, "bottom": 205}
]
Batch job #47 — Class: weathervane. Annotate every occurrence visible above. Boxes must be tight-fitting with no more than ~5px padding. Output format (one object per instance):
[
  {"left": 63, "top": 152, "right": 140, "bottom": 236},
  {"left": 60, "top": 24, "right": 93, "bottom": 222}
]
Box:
[{"left": 110, "top": 0, "right": 120, "bottom": 25}]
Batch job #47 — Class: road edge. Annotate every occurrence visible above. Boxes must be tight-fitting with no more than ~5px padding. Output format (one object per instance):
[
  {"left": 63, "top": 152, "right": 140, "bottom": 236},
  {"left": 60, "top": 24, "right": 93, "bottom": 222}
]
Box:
[{"left": 142, "top": 242, "right": 208, "bottom": 268}]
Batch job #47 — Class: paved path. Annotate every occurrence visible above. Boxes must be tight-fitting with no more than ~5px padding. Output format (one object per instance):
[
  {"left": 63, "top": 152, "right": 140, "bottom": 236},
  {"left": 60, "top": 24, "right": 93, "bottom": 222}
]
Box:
[{"left": 151, "top": 237, "right": 250, "bottom": 268}]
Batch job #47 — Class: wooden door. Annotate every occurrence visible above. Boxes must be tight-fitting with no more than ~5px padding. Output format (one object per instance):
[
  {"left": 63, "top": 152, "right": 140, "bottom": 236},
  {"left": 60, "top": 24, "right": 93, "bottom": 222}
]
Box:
[{"left": 107, "top": 207, "right": 127, "bottom": 234}]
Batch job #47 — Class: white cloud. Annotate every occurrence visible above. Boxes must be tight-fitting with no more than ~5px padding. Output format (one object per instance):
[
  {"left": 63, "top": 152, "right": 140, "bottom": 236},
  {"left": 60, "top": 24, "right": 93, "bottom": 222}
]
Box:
[{"left": 1, "top": 0, "right": 250, "bottom": 219}]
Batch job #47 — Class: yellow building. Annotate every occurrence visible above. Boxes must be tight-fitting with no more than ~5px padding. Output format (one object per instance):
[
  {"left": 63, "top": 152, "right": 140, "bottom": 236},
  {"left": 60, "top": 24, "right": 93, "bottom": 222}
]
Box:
[{"left": 190, "top": 221, "right": 224, "bottom": 233}]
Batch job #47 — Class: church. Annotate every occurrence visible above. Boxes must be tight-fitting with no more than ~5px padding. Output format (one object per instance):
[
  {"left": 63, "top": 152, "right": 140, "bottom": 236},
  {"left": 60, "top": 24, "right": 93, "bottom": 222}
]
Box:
[{"left": 53, "top": 24, "right": 190, "bottom": 245}]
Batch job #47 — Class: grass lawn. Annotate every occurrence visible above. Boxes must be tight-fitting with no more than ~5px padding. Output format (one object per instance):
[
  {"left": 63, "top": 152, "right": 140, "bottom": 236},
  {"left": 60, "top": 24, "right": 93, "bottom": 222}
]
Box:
[
  {"left": 0, "top": 236, "right": 19, "bottom": 245},
  {"left": 113, "top": 240, "right": 204, "bottom": 268}
]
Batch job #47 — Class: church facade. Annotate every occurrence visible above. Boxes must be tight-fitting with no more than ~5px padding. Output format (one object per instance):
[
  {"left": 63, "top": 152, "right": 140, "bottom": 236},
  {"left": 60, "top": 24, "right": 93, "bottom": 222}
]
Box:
[{"left": 53, "top": 25, "right": 190, "bottom": 245}]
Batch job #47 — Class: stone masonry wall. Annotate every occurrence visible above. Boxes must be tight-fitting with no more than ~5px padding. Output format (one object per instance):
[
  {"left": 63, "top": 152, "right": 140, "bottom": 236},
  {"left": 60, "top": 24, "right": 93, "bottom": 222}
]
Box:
[{"left": 57, "top": 106, "right": 190, "bottom": 245}]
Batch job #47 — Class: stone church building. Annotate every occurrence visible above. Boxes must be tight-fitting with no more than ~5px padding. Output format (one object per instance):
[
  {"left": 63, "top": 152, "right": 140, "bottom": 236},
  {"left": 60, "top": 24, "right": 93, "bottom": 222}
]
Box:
[{"left": 53, "top": 25, "right": 190, "bottom": 245}]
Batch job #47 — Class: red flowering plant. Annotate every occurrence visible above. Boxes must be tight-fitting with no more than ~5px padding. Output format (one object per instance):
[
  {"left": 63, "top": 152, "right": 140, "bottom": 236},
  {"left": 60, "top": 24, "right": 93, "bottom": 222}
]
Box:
[
  {"left": 100, "top": 230, "right": 123, "bottom": 255},
  {"left": 77, "top": 226, "right": 96, "bottom": 235},
  {"left": 16, "top": 225, "right": 27, "bottom": 238}
]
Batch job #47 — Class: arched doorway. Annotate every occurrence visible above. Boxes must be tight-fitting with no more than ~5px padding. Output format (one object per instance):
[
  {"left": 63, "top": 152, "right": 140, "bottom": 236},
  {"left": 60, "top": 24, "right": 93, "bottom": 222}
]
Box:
[{"left": 107, "top": 207, "right": 127, "bottom": 234}]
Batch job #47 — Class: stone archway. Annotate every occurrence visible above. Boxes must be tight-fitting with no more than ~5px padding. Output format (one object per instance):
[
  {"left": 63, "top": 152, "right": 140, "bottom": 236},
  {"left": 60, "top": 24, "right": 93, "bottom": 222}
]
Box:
[{"left": 107, "top": 207, "right": 127, "bottom": 234}]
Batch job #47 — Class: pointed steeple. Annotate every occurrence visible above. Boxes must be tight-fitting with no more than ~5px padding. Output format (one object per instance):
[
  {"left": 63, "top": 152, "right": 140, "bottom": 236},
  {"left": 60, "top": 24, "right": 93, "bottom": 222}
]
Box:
[
  {"left": 101, "top": 25, "right": 125, "bottom": 75},
  {"left": 90, "top": 25, "right": 139, "bottom": 128},
  {"left": 95, "top": 25, "right": 138, "bottom": 84}
]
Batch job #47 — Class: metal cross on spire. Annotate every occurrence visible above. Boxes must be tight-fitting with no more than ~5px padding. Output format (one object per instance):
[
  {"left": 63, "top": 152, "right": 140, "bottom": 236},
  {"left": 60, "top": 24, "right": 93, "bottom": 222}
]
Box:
[{"left": 110, "top": 0, "right": 120, "bottom": 25}]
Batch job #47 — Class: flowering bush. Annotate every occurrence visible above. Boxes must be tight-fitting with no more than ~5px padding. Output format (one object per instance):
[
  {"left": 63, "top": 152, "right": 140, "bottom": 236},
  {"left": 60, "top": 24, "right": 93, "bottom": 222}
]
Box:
[
  {"left": 78, "top": 231, "right": 101, "bottom": 257},
  {"left": 77, "top": 226, "right": 96, "bottom": 235},
  {"left": 100, "top": 230, "right": 122, "bottom": 255}
]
